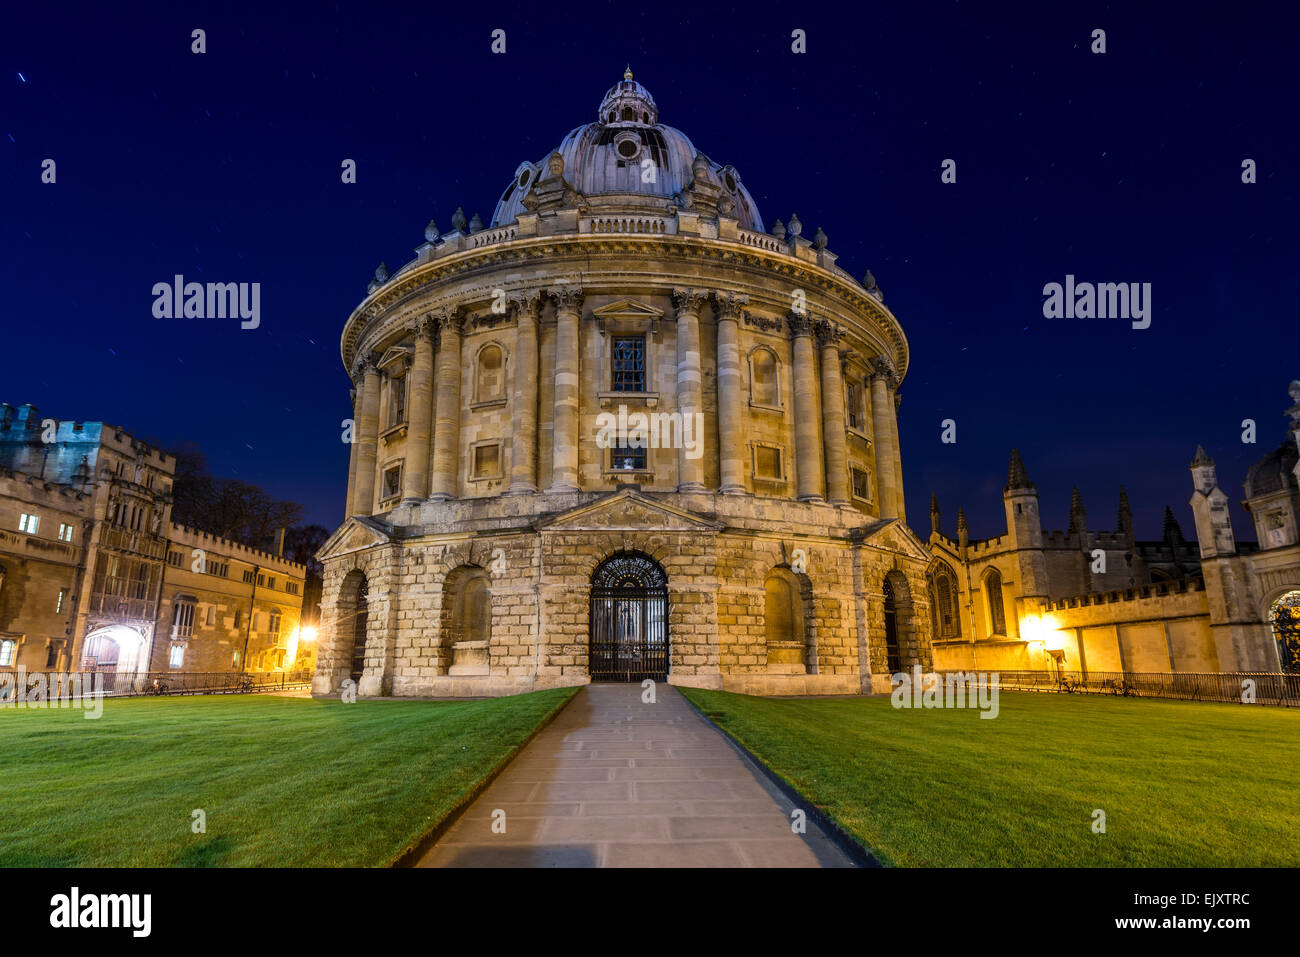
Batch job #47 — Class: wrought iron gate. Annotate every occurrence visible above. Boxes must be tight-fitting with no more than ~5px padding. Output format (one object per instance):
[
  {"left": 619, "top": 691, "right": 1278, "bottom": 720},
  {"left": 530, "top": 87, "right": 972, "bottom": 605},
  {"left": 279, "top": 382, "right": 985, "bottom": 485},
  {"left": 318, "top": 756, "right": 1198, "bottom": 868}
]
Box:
[{"left": 589, "top": 553, "right": 669, "bottom": 682}]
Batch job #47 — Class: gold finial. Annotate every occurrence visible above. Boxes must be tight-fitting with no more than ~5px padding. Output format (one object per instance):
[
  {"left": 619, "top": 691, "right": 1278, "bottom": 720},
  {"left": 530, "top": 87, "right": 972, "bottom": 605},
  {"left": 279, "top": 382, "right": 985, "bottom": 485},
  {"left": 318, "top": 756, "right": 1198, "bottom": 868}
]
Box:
[{"left": 623, "top": 65, "right": 634, "bottom": 80}]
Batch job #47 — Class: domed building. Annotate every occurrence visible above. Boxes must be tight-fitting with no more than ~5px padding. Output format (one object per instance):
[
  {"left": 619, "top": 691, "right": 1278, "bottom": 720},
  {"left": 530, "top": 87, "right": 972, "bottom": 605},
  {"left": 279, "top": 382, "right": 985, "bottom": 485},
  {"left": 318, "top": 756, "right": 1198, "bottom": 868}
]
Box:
[{"left": 313, "top": 70, "right": 935, "bottom": 698}]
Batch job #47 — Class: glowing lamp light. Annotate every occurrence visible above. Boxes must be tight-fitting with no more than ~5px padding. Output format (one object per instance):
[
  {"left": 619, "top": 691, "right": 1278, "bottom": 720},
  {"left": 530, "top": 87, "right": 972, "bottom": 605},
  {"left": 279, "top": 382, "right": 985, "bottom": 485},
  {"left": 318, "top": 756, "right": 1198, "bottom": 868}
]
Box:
[{"left": 300, "top": 626, "right": 318, "bottom": 643}]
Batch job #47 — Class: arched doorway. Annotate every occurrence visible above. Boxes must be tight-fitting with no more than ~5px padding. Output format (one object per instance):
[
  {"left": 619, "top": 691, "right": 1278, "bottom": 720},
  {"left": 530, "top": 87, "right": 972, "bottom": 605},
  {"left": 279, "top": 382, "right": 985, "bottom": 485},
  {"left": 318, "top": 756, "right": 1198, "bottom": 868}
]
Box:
[
  {"left": 339, "top": 570, "right": 369, "bottom": 683},
  {"left": 882, "top": 570, "right": 917, "bottom": 674},
  {"left": 883, "top": 575, "right": 902, "bottom": 674},
  {"left": 1269, "top": 590, "right": 1300, "bottom": 672},
  {"left": 589, "top": 552, "right": 668, "bottom": 682}
]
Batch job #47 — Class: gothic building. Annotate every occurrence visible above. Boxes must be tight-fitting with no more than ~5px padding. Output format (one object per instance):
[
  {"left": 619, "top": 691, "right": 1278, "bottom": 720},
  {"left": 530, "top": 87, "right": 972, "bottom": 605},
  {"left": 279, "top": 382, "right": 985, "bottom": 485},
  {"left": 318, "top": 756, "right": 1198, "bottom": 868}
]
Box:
[
  {"left": 927, "top": 381, "right": 1300, "bottom": 676},
  {"left": 0, "top": 403, "right": 310, "bottom": 688},
  {"left": 314, "top": 70, "right": 933, "bottom": 698}
]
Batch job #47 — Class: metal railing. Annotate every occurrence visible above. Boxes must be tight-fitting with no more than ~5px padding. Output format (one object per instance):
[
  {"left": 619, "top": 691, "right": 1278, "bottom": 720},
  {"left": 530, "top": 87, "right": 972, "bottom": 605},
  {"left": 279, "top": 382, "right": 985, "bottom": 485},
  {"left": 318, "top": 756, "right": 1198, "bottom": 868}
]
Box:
[
  {"left": 939, "top": 669, "right": 1300, "bottom": 707},
  {"left": 93, "top": 669, "right": 314, "bottom": 697}
]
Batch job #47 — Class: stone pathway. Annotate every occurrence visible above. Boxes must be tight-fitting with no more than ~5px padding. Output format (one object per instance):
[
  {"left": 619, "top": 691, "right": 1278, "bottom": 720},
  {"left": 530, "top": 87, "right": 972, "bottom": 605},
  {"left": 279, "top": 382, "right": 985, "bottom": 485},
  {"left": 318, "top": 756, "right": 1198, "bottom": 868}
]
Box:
[{"left": 417, "top": 683, "right": 855, "bottom": 867}]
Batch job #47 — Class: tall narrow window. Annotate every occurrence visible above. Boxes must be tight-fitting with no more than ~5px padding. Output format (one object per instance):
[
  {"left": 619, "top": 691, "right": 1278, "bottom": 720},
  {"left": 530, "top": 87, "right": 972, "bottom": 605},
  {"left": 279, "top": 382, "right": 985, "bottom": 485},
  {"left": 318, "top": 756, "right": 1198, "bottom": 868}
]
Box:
[
  {"left": 18, "top": 513, "right": 39, "bottom": 534},
  {"left": 750, "top": 348, "right": 779, "bottom": 407},
  {"left": 612, "top": 336, "right": 646, "bottom": 392},
  {"left": 984, "top": 570, "right": 1006, "bottom": 636},
  {"left": 171, "top": 598, "right": 196, "bottom": 640},
  {"left": 0, "top": 640, "right": 15, "bottom": 667},
  {"left": 846, "top": 381, "right": 863, "bottom": 430},
  {"left": 169, "top": 645, "right": 185, "bottom": 669},
  {"left": 269, "top": 608, "right": 282, "bottom": 641},
  {"left": 388, "top": 374, "right": 407, "bottom": 427}
]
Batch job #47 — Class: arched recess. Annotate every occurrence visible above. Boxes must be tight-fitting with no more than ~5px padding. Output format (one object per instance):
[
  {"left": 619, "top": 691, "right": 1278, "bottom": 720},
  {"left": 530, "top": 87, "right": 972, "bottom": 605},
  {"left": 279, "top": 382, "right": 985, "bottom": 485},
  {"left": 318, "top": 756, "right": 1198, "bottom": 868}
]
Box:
[
  {"left": 589, "top": 551, "right": 668, "bottom": 682},
  {"left": 1267, "top": 589, "right": 1300, "bottom": 672},
  {"left": 748, "top": 345, "right": 781, "bottom": 408},
  {"left": 882, "top": 569, "right": 917, "bottom": 673},
  {"left": 926, "top": 560, "right": 961, "bottom": 640},
  {"left": 764, "top": 566, "right": 815, "bottom": 674},
  {"left": 982, "top": 567, "right": 1007, "bottom": 638},
  {"left": 442, "top": 565, "right": 492, "bottom": 675},
  {"left": 337, "top": 569, "right": 369, "bottom": 683},
  {"left": 474, "top": 342, "right": 507, "bottom": 405}
]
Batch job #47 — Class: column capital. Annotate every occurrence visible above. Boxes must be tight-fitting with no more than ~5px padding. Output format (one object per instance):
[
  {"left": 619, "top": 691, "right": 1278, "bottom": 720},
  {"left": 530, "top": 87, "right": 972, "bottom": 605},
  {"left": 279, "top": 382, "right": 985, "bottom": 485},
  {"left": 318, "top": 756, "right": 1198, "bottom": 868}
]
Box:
[
  {"left": 713, "top": 291, "right": 749, "bottom": 322},
  {"left": 813, "top": 317, "right": 844, "bottom": 346},
  {"left": 672, "top": 287, "right": 710, "bottom": 314},
  {"left": 549, "top": 285, "right": 584, "bottom": 314},
  {"left": 351, "top": 351, "right": 379, "bottom": 380},
  {"left": 785, "top": 311, "right": 814, "bottom": 338},
  {"left": 870, "top": 354, "right": 898, "bottom": 386},
  {"left": 510, "top": 290, "right": 546, "bottom": 319},
  {"left": 408, "top": 313, "right": 438, "bottom": 341}
]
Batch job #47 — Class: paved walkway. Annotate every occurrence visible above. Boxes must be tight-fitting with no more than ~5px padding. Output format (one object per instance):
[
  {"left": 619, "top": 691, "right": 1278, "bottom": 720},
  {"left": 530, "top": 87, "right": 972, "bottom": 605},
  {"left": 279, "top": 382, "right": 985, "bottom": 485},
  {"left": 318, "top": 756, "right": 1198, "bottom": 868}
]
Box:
[{"left": 417, "top": 683, "right": 854, "bottom": 867}]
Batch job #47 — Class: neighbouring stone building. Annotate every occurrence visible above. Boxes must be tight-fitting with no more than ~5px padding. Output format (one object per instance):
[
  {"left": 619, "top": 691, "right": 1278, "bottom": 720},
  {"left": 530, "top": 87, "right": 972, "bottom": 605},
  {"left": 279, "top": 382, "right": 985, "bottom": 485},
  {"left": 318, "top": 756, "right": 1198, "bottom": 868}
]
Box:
[
  {"left": 0, "top": 403, "right": 311, "bottom": 687},
  {"left": 927, "top": 381, "right": 1300, "bottom": 676},
  {"left": 315, "top": 69, "right": 933, "bottom": 698}
]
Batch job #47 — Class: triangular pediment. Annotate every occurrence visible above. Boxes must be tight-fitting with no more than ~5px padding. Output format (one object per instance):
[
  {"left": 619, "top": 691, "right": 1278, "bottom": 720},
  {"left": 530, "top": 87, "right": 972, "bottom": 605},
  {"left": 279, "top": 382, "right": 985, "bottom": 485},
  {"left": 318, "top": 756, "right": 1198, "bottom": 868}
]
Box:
[
  {"left": 317, "top": 515, "right": 397, "bottom": 561},
  {"left": 535, "top": 489, "right": 723, "bottom": 533},
  {"left": 591, "top": 298, "right": 665, "bottom": 320},
  {"left": 858, "top": 518, "right": 934, "bottom": 563}
]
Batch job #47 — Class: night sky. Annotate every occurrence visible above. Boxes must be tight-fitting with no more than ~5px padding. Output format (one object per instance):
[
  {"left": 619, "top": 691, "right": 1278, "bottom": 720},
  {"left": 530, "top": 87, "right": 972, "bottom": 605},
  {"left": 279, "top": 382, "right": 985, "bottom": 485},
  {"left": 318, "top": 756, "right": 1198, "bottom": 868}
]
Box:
[{"left": 4, "top": 1, "right": 1296, "bottom": 543}]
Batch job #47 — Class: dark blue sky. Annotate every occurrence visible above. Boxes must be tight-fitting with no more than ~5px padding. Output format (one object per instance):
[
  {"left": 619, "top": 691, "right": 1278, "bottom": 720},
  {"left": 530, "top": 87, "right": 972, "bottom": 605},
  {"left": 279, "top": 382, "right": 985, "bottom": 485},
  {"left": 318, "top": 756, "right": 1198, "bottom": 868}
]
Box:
[{"left": 4, "top": 1, "right": 1296, "bottom": 542}]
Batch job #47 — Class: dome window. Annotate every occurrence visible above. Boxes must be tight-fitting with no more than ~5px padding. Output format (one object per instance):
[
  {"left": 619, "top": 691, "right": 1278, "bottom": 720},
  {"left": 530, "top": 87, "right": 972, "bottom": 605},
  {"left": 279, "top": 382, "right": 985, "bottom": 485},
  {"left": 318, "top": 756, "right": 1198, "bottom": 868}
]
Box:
[
  {"left": 724, "top": 171, "right": 737, "bottom": 192},
  {"left": 518, "top": 169, "right": 530, "bottom": 188},
  {"left": 618, "top": 139, "right": 639, "bottom": 159},
  {"left": 621, "top": 107, "right": 634, "bottom": 122}
]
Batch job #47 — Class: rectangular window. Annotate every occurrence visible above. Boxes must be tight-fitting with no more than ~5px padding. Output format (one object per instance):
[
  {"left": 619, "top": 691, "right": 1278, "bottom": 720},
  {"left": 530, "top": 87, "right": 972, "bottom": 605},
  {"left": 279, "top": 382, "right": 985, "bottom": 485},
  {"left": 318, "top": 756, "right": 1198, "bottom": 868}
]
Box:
[
  {"left": 232, "top": 650, "right": 240, "bottom": 668},
  {"left": 58, "top": 523, "right": 74, "bottom": 542},
  {"left": 266, "top": 576, "right": 276, "bottom": 590},
  {"left": 846, "top": 382, "right": 863, "bottom": 430},
  {"left": 381, "top": 464, "right": 402, "bottom": 500},
  {"left": 269, "top": 609, "right": 282, "bottom": 640},
  {"left": 168, "top": 551, "right": 183, "bottom": 567},
  {"left": 612, "top": 336, "right": 646, "bottom": 392},
  {"left": 610, "top": 439, "right": 647, "bottom": 471},
  {"left": 233, "top": 609, "right": 242, "bottom": 630},
  {"left": 242, "top": 569, "right": 255, "bottom": 584},
  {"left": 286, "top": 581, "right": 299, "bottom": 595},
  {"left": 206, "top": 606, "right": 216, "bottom": 627},
  {"left": 0, "top": 640, "right": 15, "bottom": 667},
  {"left": 754, "top": 445, "right": 783, "bottom": 480},
  {"left": 389, "top": 375, "right": 407, "bottom": 427},
  {"left": 257, "top": 573, "right": 266, "bottom": 587},
  {"left": 473, "top": 444, "right": 501, "bottom": 479},
  {"left": 18, "top": 513, "right": 39, "bottom": 534},
  {"left": 46, "top": 642, "right": 60, "bottom": 668},
  {"left": 852, "top": 468, "right": 872, "bottom": 501},
  {"left": 56, "top": 589, "right": 67, "bottom": 614},
  {"left": 204, "top": 559, "right": 228, "bottom": 578},
  {"left": 169, "top": 645, "right": 185, "bottom": 669}
]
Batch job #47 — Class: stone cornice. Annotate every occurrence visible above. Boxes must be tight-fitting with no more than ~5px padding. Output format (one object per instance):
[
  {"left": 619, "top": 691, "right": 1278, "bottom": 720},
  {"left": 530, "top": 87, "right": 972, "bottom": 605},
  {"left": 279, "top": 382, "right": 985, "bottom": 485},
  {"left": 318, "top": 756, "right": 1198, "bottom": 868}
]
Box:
[{"left": 341, "top": 234, "right": 908, "bottom": 376}]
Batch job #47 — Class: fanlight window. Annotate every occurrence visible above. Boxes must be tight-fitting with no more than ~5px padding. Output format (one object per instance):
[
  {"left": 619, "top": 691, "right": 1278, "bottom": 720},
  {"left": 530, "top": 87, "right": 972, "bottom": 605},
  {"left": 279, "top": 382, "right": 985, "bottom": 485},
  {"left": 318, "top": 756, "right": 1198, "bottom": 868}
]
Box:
[
  {"left": 591, "top": 553, "right": 668, "bottom": 591},
  {"left": 1270, "top": 590, "right": 1300, "bottom": 672}
]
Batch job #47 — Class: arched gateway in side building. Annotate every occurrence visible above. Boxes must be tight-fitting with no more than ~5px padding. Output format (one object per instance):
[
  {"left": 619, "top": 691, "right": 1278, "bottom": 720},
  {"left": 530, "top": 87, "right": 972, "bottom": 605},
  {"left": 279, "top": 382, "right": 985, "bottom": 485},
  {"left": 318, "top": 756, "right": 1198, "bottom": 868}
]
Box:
[{"left": 312, "top": 69, "right": 935, "bottom": 699}]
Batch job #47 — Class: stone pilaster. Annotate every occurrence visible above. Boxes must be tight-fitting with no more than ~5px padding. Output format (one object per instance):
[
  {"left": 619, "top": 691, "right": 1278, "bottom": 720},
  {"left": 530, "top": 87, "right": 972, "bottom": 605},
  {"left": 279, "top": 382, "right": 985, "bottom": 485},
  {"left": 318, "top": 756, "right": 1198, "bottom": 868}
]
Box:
[
  {"left": 816, "top": 319, "right": 849, "bottom": 505},
  {"left": 788, "top": 312, "right": 824, "bottom": 502},
  {"left": 401, "top": 315, "right": 436, "bottom": 503},
  {"left": 870, "top": 355, "right": 900, "bottom": 519},
  {"left": 892, "top": 388, "right": 907, "bottom": 522},
  {"left": 548, "top": 286, "right": 583, "bottom": 493},
  {"left": 507, "top": 292, "right": 543, "bottom": 494},
  {"left": 351, "top": 354, "right": 381, "bottom": 516},
  {"left": 714, "top": 292, "right": 747, "bottom": 495},
  {"left": 430, "top": 308, "right": 463, "bottom": 501},
  {"left": 343, "top": 384, "right": 360, "bottom": 519},
  {"left": 673, "top": 288, "right": 709, "bottom": 491}
]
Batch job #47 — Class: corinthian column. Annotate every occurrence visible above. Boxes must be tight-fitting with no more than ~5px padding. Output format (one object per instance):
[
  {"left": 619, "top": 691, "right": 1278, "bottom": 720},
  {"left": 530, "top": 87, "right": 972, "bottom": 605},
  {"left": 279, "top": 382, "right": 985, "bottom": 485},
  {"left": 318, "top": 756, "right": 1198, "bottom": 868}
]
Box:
[
  {"left": 507, "top": 292, "right": 542, "bottom": 494},
  {"left": 344, "top": 384, "right": 360, "bottom": 519},
  {"left": 401, "top": 316, "right": 436, "bottom": 503},
  {"left": 430, "top": 309, "right": 463, "bottom": 501},
  {"left": 892, "top": 389, "right": 907, "bottom": 522},
  {"left": 870, "top": 355, "right": 900, "bottom": 519},
  {"left": 351, "top": 354, "right": 381, "bottom": 515},
  {"left": 788, "top": 312, "right": 824, "bottom": 502},
  {"left": 673, "top": 288, "right": 708, "bottom": 491},
  {"left": 548, "top": 286, "right": 583, "bottom": 493},
  {"left": 816, "top": 319, "right": 849, "bottom": 505},
  {"left": 714, "top": 292, "right": 747, "bottom": 495}
]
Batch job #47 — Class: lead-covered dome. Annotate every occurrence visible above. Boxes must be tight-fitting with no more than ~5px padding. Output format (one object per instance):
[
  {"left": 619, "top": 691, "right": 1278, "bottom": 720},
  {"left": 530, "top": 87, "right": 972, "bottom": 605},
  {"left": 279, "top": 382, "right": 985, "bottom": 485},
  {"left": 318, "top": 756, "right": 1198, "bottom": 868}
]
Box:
[{"left": 491, "top": 68, "right": 764, "bottom": 232}]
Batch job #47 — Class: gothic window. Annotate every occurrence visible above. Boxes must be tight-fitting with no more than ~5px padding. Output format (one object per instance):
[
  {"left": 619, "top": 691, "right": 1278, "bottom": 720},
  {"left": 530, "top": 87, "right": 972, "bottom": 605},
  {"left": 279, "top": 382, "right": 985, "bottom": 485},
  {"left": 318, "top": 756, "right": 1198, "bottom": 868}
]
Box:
[
  {"left": 749, "top": 347, "right": 780, "bottom": 408},
  {"left": 928, "top": 561, "right": 961, "bottom": 639},
  {"left": 984, "top": 569, "right": 1006, "bottom": 637},
  {"left": 475, "top": 344, "right": 506, "bottom": 403},
  {"left": 171, "top": 597, "right": 196, "bottom": 640},
  {"left": 612, "top": 336, "right": 646, "bottom": 392}
]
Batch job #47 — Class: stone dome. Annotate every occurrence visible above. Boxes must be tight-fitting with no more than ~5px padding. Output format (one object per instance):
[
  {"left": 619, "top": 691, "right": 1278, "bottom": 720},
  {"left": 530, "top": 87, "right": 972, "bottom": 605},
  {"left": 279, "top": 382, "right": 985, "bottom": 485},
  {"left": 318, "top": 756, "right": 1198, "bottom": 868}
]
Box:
[
  {"left": 1244, "top": 438, "right": 1299, "bottom": 498},
  {"left": 491, "top": 68, "right": 764, "bottom": 232}
]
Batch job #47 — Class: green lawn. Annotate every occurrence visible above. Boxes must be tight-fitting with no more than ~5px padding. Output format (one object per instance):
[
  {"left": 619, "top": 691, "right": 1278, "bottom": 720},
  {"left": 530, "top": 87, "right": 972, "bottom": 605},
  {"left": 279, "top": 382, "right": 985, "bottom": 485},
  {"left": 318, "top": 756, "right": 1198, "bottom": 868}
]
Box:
[
  {"left": 679, "top": 688, "right": 1300, "bottom": 867},
  {"left": 0, "top": 688, "right": 577, "bottom": 867}
]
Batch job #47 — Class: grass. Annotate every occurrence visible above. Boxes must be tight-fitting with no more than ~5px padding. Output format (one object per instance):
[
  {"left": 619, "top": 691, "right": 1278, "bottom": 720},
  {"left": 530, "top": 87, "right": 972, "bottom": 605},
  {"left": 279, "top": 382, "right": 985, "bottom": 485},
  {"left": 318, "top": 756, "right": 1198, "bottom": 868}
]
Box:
[
  {"left": 0, "top": 687, "right": 578, "bottom": 867},
  {"left": 679, "top": 687, "right": 1300, "bottom": 867}
]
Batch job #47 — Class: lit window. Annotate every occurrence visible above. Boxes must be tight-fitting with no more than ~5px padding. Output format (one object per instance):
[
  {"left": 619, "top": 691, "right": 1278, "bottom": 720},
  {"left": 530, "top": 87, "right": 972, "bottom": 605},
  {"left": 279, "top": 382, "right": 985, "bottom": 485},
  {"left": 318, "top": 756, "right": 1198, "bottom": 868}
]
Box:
[
  {"left": 58, "top": 523, "right": 75, "bottom": 542},
  {"left": 612, "top": 337, "right": 646, "bottom": 392},
  {"left": 171, "top": 598, "right": 196, "bottom": 640},
  {"left": 18, "top": 513, "right": 39, "bottom": 534},
  {"left": 0, "top": 640, "right": 15, "bottom": 667},
  {"left": 169, "top": 645, "right": 185, "bottom": 669},
  {"left": 56, "top": 589, "right": 66, "bottom": 614}
]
